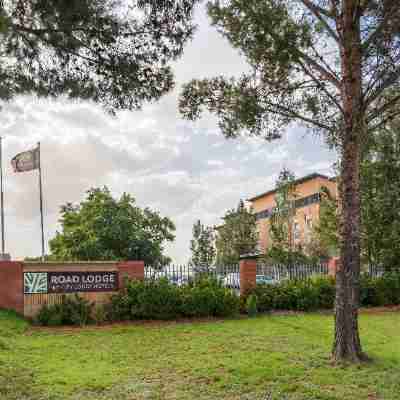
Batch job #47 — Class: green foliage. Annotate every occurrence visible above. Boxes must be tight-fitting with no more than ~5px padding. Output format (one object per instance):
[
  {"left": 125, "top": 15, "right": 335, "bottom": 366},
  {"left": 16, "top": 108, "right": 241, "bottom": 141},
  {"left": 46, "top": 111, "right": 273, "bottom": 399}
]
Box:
[
  {"left": 251, "top": 272, "right": 400, "bottom": 312},
  {"left": 190, "top": 220, "right": 216, "bottom": 270},
  {"left": 93, "top": 305, "right": 107, "bottom": 325},
  {"left": 269, "top": 169, "right": 298, "bottom": 257},
  {"left": 0, "top": 1, "right": 198, "bottom": 110},
  {"left": 246, "top": 294, "right": 258, "bottom": 317},
  {"left": 216, "top": 200, "right": 258, "bottom": 264},
  {"left": 36, "top": 295, "right": 94, "bottom": 326},
  {"left": 312, "top": 122, "right": 400, "bottom": 266},
  {"left": 49, "top": 187, "right": 175, "bottom": 266},
  {"left": 108, "top": 277, "right": 240, "bottom": 321},
  {"left": 309, "top": 185, "right": 339, "bottom": 258},
  {"left": 261, "top": 247, "right": 319, "bottom": 265},
  {"left": 361, "top": 122, "right": 400, "bottom": 267}
]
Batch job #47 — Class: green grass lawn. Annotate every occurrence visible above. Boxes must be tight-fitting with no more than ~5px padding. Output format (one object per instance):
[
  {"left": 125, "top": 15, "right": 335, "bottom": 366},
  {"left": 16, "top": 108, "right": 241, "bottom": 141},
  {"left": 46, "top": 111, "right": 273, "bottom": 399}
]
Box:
[{"left": 1, "top": 310, "right": 400, "bottom": 400}]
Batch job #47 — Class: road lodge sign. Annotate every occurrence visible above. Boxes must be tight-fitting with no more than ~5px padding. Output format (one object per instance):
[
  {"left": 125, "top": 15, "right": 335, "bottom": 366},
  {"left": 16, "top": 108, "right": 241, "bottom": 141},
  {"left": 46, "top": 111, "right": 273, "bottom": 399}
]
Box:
[{"left": 24, "top": 271, "right": 119, "bottom": 294}]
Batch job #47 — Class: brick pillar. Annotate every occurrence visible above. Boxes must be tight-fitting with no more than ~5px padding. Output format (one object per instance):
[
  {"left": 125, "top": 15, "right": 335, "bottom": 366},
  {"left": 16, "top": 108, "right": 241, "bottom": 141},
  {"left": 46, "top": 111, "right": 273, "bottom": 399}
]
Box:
[
  {"left": 0, "top": 261, "right": 24, "bottom": 314},
  {"left": 328, "top": 257, "right": 340, "bottom": 277},
  {"left": 240, "top": 257, "right": 257, "bottom": 296},
  {"left": 117, "top": 261, "right": 145, "bottom": 289}
]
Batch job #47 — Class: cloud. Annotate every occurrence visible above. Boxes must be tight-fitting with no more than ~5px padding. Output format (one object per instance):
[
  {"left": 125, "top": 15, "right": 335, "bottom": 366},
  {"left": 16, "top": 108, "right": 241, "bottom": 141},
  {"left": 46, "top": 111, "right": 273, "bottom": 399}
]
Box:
[{"left": 0, "top": 5, "right": 337, "bottom": 262}]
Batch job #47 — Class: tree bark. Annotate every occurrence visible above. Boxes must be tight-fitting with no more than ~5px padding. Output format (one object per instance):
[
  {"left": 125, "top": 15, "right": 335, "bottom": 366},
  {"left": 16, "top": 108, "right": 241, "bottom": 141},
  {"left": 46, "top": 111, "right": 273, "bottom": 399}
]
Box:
[
  {"left": 333, "top": 136, "right": 367, "bottom": 362},
  {"left": 332, "top": 0, "right": 368, "bottom": 363}
]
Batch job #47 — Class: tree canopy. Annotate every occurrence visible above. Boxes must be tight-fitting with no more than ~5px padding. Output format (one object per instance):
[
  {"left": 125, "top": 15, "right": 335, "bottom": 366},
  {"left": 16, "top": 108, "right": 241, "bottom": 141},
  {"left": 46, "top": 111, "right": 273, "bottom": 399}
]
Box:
[
  {"left": 0, "top": 0, "right": 198, "bottom": 111},
  {"left": 49, "top": 187, "right": 175, "bottom": 266},
  {"left": 190, "top": 220, "right": 216, "bottom": 270},
  {"left": 215, "top": 200, "right": 258, "bottom": 265},
  {"left": 361, "top": 122, "right": 400, "bottom": 267}
]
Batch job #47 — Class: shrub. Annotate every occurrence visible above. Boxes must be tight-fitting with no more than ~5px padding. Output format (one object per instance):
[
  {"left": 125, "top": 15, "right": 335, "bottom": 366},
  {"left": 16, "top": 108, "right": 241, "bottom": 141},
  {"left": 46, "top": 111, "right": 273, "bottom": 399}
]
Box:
[
  {"left": 93, "top": 305, "right": 107, "bottom": 325},
  {"left": 250, "top": 271, "right": 400, "bottom": 312},
  {"left": 250, "top": 277, "right": 335, "bottom": 312},
  {"left": 246, "top": 294, "right": 258, "bottom": 317},
  {"left": 107, "top": 276, "right": 240, "bottom": 321},
  {"left": 360, "top": 275, "right": 385, "bottom": 307},
  {"left": 36, "top": 295, "right": 94, "bottom": 326}
]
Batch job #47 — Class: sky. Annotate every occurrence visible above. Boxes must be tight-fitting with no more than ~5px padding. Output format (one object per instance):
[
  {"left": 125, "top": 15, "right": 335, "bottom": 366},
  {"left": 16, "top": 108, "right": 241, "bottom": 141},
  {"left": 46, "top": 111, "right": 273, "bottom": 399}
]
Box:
[{"left": 0, "top": 5, "right": 337, "bottom": 263}]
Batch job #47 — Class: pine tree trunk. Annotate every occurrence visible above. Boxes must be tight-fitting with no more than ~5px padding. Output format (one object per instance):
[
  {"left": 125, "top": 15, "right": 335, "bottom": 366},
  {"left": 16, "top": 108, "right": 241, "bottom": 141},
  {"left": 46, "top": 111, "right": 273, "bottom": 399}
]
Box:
[
  {"left": 332, "top": 0, "right": 368, "bottom": 363},
  {"left": 332, "top": 135, "right": 366, "bottom": 362}
]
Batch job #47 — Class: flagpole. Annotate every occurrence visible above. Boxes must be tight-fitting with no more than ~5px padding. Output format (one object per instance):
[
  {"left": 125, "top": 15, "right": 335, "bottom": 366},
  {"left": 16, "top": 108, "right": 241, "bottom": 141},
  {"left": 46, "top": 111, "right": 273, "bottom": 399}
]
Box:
[
  {"left": 38, "top": 142, "right": 45, "bottom": 261},
  {"left": 0, "top": 137, "right": 5, "bottom": 255}
]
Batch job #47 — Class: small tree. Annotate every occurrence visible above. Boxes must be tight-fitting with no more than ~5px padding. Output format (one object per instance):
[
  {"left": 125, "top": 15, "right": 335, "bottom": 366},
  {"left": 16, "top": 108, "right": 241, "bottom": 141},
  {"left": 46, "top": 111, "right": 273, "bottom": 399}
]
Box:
[
  {"left": 269, "top": 169, "right": 298, "bottom": 263},
  {"left": 215, "top": 200, "right": 258, "bottom": 265},
  {"left": 49, "top": 187, "right": 175, "bottom": 266},
  {"left": 309, "top": 186, "right": 339, "bottom": 259},
  {"left": 190, "top": 220, "right": 216, "bottom": 271}
]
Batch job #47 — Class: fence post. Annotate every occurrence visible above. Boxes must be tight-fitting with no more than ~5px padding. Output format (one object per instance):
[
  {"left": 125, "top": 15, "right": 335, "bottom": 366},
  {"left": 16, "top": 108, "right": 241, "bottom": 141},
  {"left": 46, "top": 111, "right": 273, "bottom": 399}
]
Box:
[
  {"left": 117, "top": 261, "right": 145, "bottom": 289},
  {"left": 328, "top": 257, "right": 340, "bottom": 277},
  {"left": 239, "top": 255, "right": 257, "bottom": 296}
]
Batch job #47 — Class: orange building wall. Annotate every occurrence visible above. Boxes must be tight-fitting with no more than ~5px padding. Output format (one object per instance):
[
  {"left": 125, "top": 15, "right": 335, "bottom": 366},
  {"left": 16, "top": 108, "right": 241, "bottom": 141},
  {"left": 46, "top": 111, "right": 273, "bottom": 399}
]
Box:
[{"left": 250, "top": 176, "right": 337, "bottom": 254}]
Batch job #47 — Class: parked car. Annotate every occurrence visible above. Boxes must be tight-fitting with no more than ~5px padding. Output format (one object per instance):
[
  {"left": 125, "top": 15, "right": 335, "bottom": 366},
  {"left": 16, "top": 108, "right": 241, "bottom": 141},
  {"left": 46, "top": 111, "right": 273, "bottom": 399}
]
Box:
[
  {"left": 223, "top": 273, "right": 240, "bottom": 289},
  {"left": 168, "top": 275, "right": 190, "bottom": 287},
  {"left": 256, "top": 275, "right": 279, "bottom": 285}
]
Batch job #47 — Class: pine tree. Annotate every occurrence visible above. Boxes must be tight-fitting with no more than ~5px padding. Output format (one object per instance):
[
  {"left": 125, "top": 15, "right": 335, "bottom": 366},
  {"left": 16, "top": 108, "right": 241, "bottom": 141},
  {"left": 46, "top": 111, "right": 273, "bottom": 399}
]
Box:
[
  {"left": 190, "top": 220, "right": 216, "bottom": 272},
  {"left": 180, "top": 1, "right": 400, "bottom": 362},
  {"left": 0, "top": 0, "right": 198, "bottom": 110},
  {"left": 216, "top": 200, "right": 258, "bottom": 265}
]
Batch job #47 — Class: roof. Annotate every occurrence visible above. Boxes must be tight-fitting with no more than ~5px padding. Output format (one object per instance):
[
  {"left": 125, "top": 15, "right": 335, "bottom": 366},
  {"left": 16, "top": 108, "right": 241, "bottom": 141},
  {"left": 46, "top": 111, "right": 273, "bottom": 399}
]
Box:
[{"left": 247, "top": 173, "right": 333, "bottom": 202}]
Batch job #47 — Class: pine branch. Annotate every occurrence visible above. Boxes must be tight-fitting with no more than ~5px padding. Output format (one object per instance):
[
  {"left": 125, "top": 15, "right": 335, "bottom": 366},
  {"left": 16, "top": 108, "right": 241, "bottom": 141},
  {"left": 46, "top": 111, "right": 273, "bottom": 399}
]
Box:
[{"left": 299, "top": 0, "right": 339, "bottom": 43}]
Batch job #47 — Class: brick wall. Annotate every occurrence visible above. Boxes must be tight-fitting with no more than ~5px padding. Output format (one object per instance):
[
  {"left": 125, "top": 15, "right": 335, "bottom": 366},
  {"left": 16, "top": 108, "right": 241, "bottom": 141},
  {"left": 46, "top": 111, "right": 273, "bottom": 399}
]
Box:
[
  {"left": 117, "top": 261, "right": 145, "bottom": 288},
  {"left": 328, "top": 257, "right": 340, "bottom": 277},
  {"left": 0, "top": 261, "right": 24, "bottom": 314},
  {"left": 0, "top": 261, "right": 145, "bottom": 317},
  {"left": 240, "top": 258, "right": 257, "bottom": 296}
]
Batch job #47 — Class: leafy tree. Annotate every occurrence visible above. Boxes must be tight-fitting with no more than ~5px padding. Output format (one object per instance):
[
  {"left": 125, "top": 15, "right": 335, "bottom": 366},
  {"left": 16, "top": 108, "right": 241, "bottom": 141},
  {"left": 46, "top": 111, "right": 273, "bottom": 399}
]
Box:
[
  {"left": 190, "top": 220, "right": 216, "bottom": 271},
  {"left": 180, "top": 0, "right": 400, "bottom": 362},
  {"left": 269, "top": 169, "right": 298, "bottom": 262},
  {"left": 309, "top": 186, "right": 339, "bottom": 259},
  {"left": 312, "top": 121, "right": 400, "bottom": 267},
  {"left": 215, "top": 200, "right": 258, "bottom": 265},
  {"left": 361, "top": 121, "right": 400, "bottom": 268},
  {"left": 0, "top": 0, "right": 198, "bottom": 110},
  {"left": 49, "top": 187, "right": 175, "bottom": 266}
]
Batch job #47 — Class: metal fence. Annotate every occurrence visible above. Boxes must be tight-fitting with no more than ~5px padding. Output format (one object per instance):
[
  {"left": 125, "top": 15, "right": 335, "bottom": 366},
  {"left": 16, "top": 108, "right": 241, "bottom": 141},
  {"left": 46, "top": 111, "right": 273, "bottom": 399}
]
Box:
[
  {"left": 143, "top": 262, "right": 400, "bottom": 293},
  {"left": 144, "top": 262, "right": 331, "bottom": 289},
  {"left": 144, "top": 264, "right": 240, "bottom": 288},
  {"left": 256, "top": 262, "right": 329, "bottom": 282},
  {"left": 366, "top": 265, "right": 400, "bottom": 278}
]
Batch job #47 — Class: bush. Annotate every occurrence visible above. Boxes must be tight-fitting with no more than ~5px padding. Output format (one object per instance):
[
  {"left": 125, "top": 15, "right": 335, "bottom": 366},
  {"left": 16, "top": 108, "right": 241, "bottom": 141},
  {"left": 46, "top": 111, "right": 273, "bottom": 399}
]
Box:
[
  {"left": 250, "top": 271, "right": 400, "bottom": 312},
  {"left": 251, "top": 277, "right": 335, "bottom": 312},
  {"left": 93, "top": 305, "right": 107, "bottom": 325},
  {"left": 246, "top": 294, "right": 258, "bottom": 317},
  {"left": 36, "top": 295, "right": 94, "bottom": 326},
  {"left": 107, "top": 276, "right": 240, "bottom": 320}
]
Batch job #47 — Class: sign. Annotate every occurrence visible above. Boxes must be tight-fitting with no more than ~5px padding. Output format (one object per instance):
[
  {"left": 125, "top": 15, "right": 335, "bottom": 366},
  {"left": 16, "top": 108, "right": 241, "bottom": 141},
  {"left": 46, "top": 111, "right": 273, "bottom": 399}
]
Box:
[
  {"left": 24, "top": 272, "right": 48, "bottom": 294},
  {"left": 24, "top": 271, "right": 119, "bottom": 294}
]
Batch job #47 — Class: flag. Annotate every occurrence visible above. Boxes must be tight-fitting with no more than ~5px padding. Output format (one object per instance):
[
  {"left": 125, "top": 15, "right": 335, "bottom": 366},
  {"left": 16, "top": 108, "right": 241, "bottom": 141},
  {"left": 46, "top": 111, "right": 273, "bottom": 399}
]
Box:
[{"left": 11, "top": 146, "right": 40, "bottom": 173}]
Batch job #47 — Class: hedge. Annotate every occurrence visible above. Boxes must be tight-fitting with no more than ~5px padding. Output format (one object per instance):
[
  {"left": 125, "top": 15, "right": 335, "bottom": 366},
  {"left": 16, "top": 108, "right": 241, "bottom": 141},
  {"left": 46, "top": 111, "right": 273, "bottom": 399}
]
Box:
[
  {"left": 107, "top": 276, "right": 240, "bottom": 321},
  {"left": 249, "top": 272, "right": 400, "bottom": 312},
  {"left": 37, "top": 277, "right": 241, "bottom": 326}
]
